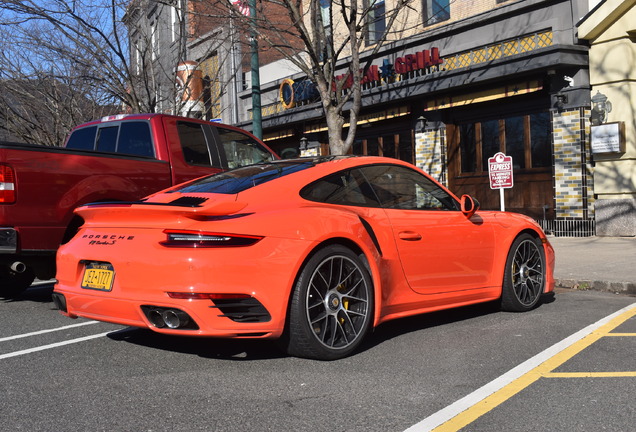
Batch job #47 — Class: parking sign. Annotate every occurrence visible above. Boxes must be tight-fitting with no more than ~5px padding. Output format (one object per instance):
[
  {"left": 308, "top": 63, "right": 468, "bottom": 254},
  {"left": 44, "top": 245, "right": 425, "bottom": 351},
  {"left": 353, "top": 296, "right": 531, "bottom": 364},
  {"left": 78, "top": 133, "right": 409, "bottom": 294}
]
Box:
[{"left": 488, "top": 152, "right": 514, "bottom": 189}]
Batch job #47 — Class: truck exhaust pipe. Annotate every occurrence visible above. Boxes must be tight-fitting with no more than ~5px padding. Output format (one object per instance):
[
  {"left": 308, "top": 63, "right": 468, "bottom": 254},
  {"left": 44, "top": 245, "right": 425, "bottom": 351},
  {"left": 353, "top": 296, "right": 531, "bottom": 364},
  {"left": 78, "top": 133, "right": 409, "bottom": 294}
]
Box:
[{"left": 10, "top": 261, "right": 26, "bottom": 273}]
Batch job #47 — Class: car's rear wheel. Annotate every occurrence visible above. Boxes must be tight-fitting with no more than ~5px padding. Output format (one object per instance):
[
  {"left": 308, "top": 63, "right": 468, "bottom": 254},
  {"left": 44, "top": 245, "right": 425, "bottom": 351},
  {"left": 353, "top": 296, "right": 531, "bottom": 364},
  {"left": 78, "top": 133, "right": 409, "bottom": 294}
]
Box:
[
  {"left": 501, "top": 233, "right": 545, "bottom": 312},
  {"left": 286, "top": 245, "right": 374, "bottom": 360}
]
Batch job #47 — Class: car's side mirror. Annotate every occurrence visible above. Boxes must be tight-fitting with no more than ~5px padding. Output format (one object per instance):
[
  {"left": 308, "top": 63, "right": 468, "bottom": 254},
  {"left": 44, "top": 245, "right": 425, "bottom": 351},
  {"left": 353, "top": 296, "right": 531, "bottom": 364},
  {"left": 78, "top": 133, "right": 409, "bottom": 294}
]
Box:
[{"left": 460, "top": 194, "right": 480, "bottom": 218}]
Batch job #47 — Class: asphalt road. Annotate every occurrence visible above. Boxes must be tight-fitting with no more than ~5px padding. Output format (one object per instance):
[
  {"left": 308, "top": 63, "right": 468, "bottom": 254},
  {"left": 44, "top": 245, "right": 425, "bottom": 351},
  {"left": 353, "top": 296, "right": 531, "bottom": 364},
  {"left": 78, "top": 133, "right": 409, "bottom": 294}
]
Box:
[{"left": 1, "top": 283, "right": 635, "bottom": 432}]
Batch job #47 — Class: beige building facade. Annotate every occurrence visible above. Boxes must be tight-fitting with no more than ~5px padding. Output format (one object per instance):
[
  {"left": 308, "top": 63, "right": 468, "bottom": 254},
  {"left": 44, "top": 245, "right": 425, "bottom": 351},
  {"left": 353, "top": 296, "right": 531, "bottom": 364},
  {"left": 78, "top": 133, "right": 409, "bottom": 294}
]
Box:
[{"left": 578, "top": 0, "right": 636, "bottom": 235}]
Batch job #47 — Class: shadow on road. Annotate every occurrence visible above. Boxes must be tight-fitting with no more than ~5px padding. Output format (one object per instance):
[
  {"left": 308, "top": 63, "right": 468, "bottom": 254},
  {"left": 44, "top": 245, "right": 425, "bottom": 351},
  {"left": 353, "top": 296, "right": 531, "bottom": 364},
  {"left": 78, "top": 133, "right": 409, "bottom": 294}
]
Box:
[
  {"left": 105, "top": 295, "right": 557, "bottom": 362},
  {"left": 107, "top": 327, "right": 285, "bottom": 361},
  {"left": 1, "top": 282, "right": 55, "bottom": 304}
]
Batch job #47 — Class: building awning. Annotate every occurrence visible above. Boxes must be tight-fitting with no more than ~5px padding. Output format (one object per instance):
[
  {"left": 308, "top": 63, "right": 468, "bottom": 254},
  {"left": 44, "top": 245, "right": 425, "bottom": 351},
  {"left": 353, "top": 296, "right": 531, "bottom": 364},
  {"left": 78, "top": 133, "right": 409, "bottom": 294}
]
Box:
[{"left": 424, "top": 80, "right": 543, "bottom": 111}]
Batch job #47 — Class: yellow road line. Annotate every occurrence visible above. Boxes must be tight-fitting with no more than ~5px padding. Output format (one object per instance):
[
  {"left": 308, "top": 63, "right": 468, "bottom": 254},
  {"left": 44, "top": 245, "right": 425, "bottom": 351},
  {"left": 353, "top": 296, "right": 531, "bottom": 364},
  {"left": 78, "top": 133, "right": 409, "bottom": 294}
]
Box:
[
  {"left": 430, "top": 305, "right": 636, "bottom": 432},
  {"left": 544, "top": 372, "right": 636, "bottom": 378},
  {"left": 404, "top": 303, "right": 636, "bottom": 432}
]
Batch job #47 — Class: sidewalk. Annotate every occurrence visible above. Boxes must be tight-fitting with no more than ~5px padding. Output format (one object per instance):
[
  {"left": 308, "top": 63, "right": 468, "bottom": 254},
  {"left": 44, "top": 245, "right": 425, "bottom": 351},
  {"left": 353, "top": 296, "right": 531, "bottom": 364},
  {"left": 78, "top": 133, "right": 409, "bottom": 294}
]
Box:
[{"left": 548, "top": 235, "right": 636, "bottom": 294}]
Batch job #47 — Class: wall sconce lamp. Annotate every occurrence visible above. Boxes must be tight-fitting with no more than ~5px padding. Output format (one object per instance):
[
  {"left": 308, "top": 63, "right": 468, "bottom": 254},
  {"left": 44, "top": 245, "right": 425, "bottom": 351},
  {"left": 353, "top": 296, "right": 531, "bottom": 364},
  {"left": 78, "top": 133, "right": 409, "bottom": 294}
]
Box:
[
  {"left": 300, "top": 136, "right": 308, "bottom": 150},
  {"left": 415, "top": 116, "right": 428, "bottom": 133},
  {"left": 555, "top": 92, "right": 568, "bottom": 111},
  {"left": 590, "top": 90, "right": 612, "bottom": 126}
]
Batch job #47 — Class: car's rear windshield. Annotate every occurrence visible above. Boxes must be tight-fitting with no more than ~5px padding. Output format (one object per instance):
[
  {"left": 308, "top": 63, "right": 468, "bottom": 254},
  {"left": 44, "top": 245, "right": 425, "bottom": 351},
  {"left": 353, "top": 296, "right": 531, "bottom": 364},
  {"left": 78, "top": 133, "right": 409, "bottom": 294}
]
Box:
[{"left": 173, "top": 159, "right": 319, "bottom": 194}]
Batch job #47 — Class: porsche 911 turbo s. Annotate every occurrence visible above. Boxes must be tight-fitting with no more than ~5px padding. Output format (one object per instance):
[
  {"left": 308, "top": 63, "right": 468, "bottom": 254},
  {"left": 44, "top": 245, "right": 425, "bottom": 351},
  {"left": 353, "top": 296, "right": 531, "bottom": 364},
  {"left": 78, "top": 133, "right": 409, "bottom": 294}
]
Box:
[{"left": 53, "top": 156, "right": 555, "bottom": 360}]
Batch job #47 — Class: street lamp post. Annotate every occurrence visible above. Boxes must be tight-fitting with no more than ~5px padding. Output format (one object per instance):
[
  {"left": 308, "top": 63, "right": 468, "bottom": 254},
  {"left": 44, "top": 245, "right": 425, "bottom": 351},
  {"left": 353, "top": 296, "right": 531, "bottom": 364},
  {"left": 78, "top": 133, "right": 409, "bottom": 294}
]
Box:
[{"left": 249, "top": 0, "right": 262, "bottom": 139}]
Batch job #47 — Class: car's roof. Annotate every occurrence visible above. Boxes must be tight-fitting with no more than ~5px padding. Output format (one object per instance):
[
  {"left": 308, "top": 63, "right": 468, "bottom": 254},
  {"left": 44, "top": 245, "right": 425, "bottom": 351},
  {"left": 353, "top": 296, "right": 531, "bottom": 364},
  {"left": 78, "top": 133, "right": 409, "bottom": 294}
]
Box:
[{"left": 168, "top": 155, "right": 421, "bottom": 196}]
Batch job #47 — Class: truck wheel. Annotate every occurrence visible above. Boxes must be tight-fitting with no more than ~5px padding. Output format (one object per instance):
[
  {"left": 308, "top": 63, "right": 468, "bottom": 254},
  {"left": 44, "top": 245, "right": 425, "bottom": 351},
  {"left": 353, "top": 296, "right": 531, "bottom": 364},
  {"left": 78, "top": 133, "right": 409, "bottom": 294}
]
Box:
[{"left": 0, "top": 267, "right": 36, "bottom": 298}]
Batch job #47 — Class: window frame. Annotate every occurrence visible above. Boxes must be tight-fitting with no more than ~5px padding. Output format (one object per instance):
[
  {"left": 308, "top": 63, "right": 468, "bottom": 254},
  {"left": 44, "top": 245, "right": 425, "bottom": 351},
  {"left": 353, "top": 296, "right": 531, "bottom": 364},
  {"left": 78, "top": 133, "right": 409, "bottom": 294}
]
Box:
[
  {"left": 365, "top": 0, "right": 386, "bottom": 46},
  {"left": 301, "top": 164, "right": 459, "bottom": 211},
  {"left": 423, "top": 0, "right": 451, "bottom": 26}
]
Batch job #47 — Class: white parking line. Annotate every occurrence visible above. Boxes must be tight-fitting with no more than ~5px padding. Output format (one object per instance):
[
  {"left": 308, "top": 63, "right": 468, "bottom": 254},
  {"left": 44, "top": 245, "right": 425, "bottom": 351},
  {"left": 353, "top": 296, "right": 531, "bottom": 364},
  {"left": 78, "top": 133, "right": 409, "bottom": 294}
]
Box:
[
  {"left": 405, "top": 301, "right": 636, "bottom": 432},
  {"left": 0, "top": 331, "right": 113, "bottom": 360},
  {"left": 0, "top": 321, "right": 99, "bottom": 343}
]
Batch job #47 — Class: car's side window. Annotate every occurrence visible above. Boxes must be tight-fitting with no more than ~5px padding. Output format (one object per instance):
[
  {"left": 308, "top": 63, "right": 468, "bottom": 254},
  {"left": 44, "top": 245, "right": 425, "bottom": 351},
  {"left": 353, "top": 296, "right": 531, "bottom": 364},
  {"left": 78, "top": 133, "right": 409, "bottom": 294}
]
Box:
[
  {"left": 360, "top": 165, "right": 458, "bottom": 211},
  {"left": 300, "top": 169, "right": 381, "bottom": 207},
  {"left": 177, "top": 121, "right": 214, "bottom": 166},
  {"left": 216, "top": 127, "right": 274, "bottom": 169}
]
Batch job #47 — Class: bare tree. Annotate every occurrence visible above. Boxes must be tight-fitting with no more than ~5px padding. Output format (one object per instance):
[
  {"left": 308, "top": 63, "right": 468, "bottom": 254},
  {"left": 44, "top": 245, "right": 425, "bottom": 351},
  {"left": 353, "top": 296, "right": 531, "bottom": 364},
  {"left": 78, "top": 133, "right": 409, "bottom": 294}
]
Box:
[
  {"left": 219, "top": 0, "right": 418, "bottom": 155},
  {"left": 0, "top": 0, "right": 234, "bottom": 145}
]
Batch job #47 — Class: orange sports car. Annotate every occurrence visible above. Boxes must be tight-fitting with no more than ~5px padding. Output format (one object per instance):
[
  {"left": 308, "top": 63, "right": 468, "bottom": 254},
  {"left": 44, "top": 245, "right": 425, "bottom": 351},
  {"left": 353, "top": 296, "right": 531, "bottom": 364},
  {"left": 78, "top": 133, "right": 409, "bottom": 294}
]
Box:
[{"left": 53, "top": 156, "right": 554, "bottom": 360}]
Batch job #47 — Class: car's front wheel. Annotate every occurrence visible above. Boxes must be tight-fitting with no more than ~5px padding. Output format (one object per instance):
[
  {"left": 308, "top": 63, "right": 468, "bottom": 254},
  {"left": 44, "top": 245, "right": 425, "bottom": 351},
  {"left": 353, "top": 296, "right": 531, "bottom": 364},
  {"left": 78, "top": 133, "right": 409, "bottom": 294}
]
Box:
[
  {"left": 285, "top": 245, "right": 374, "bottom": 360},
  {"left": 501, "top": 233, "right": 546, "bottom": 312}
]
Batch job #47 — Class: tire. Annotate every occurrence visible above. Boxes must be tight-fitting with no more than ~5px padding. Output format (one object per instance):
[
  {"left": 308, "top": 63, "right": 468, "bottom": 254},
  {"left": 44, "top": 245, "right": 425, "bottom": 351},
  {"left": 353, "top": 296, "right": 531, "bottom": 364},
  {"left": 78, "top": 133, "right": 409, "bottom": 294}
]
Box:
[
  {"left": 0, "top": 267, "right": 36, "bottom": 299},
  {"left": 285, "top": 245, "right": 374, "bottom": 360},
  {"left": 501, "top": 233, "right": 546, "bottom": 312}
]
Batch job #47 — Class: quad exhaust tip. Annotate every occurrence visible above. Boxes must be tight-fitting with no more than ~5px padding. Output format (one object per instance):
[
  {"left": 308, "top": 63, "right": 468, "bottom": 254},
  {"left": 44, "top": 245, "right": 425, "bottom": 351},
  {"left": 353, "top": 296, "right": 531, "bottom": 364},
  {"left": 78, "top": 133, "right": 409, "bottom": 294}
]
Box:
[{"left": 143, "top": 306, "right": 196, "bottom": 330}]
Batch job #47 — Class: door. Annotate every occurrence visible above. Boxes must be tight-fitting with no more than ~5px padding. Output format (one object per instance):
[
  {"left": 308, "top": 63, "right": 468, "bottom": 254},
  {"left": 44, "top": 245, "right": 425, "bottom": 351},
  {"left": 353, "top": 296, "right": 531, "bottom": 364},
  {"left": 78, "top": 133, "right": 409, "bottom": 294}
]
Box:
[{"left": 360, "top": 164, "right": 496, "bottom": 294}]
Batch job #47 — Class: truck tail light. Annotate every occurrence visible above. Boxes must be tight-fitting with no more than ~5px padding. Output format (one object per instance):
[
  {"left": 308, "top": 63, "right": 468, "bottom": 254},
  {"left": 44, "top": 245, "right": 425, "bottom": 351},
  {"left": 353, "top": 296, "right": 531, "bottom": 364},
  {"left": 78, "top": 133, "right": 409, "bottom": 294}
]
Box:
[
  {"left": 0, "top": 165, "right": 16, "bottom": 204},
  {"left": 160, "top": 230, "right": 263, "bottom": 248}
]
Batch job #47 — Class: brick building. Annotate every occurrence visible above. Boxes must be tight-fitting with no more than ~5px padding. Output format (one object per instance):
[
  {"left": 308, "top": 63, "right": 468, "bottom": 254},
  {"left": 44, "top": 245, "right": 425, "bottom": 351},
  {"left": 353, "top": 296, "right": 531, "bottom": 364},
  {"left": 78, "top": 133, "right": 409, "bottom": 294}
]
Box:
[
  {"left": 135, "top": 0, "right": 635, "bottom": 236},
  {"left": 236, "top": 0, "right": 598, "bottom": 235}
]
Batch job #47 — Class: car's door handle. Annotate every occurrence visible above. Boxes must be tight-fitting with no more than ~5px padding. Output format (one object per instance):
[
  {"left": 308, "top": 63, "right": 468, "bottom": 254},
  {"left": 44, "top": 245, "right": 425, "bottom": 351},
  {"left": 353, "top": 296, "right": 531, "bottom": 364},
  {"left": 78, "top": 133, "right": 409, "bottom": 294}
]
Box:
[{"left": 398, "top": 231, "right": 422, "bottom": 241}]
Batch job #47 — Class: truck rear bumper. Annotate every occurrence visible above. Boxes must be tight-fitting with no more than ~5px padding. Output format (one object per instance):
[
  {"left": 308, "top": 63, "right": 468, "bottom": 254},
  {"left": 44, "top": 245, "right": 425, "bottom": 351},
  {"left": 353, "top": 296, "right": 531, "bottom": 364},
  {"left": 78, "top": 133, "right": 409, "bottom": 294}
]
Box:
[{"left": 0, "top": 228, "right": 17, "bottom": 253}]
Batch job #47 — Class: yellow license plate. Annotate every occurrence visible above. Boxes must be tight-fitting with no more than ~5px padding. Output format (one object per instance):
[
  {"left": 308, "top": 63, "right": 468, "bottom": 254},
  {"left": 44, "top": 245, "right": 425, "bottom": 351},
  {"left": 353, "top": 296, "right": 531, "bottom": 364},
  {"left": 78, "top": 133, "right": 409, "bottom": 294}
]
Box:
[{"left": 81, "top": 262, "right": 115, "bottom": 291}]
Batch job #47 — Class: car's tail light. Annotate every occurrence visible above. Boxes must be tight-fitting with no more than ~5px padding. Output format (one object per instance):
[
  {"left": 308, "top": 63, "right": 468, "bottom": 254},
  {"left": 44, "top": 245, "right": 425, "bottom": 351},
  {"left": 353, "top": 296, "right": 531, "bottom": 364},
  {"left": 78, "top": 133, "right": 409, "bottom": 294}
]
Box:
[
  {"left": 160, "top": 230, "right": 263, "bottom": 248},
  {"left": 0, "top": 165, "right": 16, "bottom": 204}
]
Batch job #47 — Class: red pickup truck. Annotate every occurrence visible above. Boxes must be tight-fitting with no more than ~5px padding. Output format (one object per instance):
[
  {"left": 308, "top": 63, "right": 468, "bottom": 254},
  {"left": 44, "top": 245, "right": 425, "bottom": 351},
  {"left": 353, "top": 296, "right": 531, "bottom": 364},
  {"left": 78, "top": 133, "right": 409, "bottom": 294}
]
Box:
[{"left": 0, "top": 113, "right": 277, "bottom": 297}]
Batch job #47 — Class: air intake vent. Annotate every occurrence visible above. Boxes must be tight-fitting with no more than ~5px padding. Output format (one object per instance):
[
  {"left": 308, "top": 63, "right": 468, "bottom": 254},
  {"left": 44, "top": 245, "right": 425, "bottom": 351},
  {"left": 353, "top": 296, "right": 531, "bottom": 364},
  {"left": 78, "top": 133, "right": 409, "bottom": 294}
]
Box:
[
  {"left": 169, "top": 196, "right": 208, "bottom": 207},
  {"left": 210, "top": 297, "right": 271, "bottom": 323}
]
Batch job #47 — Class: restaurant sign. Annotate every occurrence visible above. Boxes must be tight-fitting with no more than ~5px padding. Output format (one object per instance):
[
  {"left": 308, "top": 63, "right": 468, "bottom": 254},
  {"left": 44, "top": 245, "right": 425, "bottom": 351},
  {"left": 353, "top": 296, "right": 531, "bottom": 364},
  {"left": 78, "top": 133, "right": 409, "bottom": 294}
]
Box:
[{"left": 279, "top": 48, "right": 443, "bottom": 109}]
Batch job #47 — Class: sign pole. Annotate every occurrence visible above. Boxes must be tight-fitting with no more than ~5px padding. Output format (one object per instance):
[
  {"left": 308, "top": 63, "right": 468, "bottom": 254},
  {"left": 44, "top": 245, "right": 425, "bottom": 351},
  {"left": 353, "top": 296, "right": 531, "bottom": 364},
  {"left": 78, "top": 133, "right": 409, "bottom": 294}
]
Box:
[{"left": 500, "top": 188, "right": 505, "bottom": 212}]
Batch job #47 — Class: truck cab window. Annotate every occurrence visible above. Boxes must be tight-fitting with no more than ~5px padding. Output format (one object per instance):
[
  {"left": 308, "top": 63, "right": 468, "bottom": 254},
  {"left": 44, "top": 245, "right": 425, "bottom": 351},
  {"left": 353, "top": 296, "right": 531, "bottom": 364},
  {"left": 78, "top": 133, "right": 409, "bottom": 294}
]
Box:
[
  {"left": 177, "top": 121, "right": 213, "bottom": 166},
  {"left": 217, "top": 128, "right": 274, "bottom": 169},
  {"left": 66, "top": 126, "right": 97, "bottom": 150},
  {"left": 96, "top": 127, "right": 118, "bottom": 153},
  {"left": 118, "top": 122, "right": 154, "bottom": 157}
]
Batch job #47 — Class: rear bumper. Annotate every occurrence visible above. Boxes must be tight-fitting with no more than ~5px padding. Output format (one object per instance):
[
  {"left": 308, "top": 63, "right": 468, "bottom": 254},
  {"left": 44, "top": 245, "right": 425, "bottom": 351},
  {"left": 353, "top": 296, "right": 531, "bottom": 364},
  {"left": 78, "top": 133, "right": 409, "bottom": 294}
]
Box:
[{"left": 53, "top": 286, "right": 285, "bottom": 338}]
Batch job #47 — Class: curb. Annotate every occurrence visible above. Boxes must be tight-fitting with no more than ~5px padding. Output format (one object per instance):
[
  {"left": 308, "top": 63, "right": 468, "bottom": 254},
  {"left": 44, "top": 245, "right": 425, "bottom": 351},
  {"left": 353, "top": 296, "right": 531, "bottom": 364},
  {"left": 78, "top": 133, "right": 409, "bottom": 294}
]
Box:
[{"left": 556, "top": 278, "right": 636, "bottom": 295}]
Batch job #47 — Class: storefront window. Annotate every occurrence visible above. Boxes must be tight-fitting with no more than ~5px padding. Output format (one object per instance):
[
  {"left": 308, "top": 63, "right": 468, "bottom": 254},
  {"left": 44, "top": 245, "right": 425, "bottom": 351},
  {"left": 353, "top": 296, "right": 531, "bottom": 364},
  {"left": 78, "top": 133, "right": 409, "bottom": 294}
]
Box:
[
  {"left": 366, "top": 137, "right": 380, "bottom": 156},
  {"left": 383, "top": 135, "right": 396, "bottom": 158},
  {"left": 480, "top": 120, "right": 500, "bottom": 172},
  {"left": 398, "top": 132, "right": 413, "bottom": 163},
  {"left": 460, "top": 124, "right": 476, "bottom": 173},
  {"left": 530, "top": 112, "right": 551, "bottom": 168},
  {"left": 505, "top": 115, "right": 525, "bottom": 169},
  {"left": 351, "top": 132, "right": 414, "bottom": 164},
  {"left": 459, "top": 111, "right": 551, "bottom": 174}
]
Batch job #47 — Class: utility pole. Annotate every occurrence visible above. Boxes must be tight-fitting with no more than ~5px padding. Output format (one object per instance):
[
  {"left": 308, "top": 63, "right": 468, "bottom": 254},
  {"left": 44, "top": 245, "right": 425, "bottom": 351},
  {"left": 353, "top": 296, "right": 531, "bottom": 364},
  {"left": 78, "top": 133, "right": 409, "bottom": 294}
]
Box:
[{"left": 249, "top": 0, "right": 262, "bottom": 139}]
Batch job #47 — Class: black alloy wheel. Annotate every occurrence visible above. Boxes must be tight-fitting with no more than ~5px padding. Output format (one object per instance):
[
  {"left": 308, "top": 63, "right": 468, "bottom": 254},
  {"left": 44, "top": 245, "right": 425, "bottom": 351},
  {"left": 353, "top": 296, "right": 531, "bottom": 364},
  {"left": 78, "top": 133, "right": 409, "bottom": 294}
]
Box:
[
  {"left": 501, "top": 233, "right": 546, "bottom": 312},
  {"left": 286, "top": 244, "right": 374, "bottom": 360}
]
